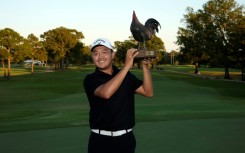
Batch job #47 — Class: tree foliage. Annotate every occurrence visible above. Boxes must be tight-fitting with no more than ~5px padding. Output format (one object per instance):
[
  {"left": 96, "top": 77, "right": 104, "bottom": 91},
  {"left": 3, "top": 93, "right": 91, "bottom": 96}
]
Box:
[
  {"left": 0, "top": 28, "right": 24, "bottom": 79},
  {"left": 176, "top": 0, "right": 244, "bottom": 78},
  {"left": 114, "top": 38, "right": 137, "bottom": 66},
  {"left": 23, "top": 34, "right": 48, "bottom": 73},
  {"left": 114, "top": 35, "right": 166, "bottom": 67},
  {"left": 40, "top": 27, "right": 84, "bottom": 69}
]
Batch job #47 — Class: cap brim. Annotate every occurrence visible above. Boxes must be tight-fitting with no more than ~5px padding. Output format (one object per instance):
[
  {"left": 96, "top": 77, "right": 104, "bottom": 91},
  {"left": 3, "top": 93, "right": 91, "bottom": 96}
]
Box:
[{"left": 91, "top": 45, "right": 103, "bottom": 52}]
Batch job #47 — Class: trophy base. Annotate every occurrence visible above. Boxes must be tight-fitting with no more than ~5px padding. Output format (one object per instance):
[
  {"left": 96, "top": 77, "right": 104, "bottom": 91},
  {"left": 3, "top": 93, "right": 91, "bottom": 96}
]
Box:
[{"left": 135, "top": 49, "right": 157, "bottom": 59}]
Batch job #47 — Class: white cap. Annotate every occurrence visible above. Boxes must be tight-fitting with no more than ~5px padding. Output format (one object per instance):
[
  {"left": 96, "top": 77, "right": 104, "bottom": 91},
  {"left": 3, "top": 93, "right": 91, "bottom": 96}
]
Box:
[{"left": 90, "top": 38, "right": 113, "bottom": 51}]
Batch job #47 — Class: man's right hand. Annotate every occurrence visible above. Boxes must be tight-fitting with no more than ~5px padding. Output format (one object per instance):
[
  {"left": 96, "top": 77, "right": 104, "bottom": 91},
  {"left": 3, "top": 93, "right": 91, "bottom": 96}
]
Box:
[{"left": 124, "top": 48, "right": 138, "bottom": 70}]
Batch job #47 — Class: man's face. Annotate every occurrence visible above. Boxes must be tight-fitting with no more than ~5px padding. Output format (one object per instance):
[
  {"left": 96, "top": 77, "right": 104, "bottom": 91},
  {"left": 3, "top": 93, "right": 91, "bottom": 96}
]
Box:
[{"left": 92, "top": 45, "right": 115, "bottom": 71}]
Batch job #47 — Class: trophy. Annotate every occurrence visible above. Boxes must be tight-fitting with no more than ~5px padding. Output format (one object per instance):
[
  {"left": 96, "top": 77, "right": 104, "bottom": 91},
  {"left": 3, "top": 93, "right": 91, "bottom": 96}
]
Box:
[
  {"left": 135, "top": 48, "right": 157, "bottom": 59},
  {"left": 130, "top": 10, "right": 161, "bottom": 59}
]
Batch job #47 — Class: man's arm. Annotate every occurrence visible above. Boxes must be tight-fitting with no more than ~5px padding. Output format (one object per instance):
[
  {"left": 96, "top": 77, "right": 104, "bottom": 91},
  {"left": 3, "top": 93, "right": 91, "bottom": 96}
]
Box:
[
  {"left": 135, "top": 59, "right": 153, "bottom": 97},
  {"left": 94, "top": 49, "right": 138, "bottom": 99}
]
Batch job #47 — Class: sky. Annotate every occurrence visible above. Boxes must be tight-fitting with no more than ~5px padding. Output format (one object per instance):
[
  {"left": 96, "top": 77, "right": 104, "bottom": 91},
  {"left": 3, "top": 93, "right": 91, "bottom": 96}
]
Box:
[{"left": 0, "top": 0, "right": 244, "bottom": 52}]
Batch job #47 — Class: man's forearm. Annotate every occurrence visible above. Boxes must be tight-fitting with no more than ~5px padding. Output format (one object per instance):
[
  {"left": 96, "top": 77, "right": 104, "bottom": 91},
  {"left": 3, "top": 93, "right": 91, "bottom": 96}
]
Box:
[
  {"left": 142, "top": 64, "right": 153, "bottom": 97},
  {"left": 94, "top": 67, "right": 130, "bottom": 99}
]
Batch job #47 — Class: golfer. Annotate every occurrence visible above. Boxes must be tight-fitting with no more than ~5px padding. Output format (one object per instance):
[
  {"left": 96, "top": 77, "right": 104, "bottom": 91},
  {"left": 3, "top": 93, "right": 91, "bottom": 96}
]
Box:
[{"left": 83, "top": 38, "right": 154, "bottom": 153}]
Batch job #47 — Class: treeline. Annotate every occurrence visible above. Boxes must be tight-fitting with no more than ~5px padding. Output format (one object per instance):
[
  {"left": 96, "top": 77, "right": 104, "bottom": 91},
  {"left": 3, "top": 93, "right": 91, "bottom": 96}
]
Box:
[
  {"left": 0, "top": 27, "right": 166, "bottom": 79},
  {"left": 0, "top": 27, "right": 92, "bottom": 79},
  {"left": 1, "top": 0, "right": 244, "bottom": 80}
]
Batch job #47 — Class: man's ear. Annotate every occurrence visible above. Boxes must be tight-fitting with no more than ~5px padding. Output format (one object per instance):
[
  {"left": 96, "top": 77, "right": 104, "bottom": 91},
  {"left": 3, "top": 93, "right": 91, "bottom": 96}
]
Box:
[{"left": 112, "top": 51, "right": 116, "bottom": 59}]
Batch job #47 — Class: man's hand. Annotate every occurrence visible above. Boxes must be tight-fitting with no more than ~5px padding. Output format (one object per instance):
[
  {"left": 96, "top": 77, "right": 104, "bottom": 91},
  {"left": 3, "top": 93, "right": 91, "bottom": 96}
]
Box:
[
  {"left": 142, "top": 58, "right": 157, "bottom": 66},
  {"left": 124, "top": 48, "right": 139, "bottom": 70}
]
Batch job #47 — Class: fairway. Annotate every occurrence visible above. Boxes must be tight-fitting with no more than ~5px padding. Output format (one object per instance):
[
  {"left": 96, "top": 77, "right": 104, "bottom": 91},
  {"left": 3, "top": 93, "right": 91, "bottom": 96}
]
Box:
[{"left": 0, "top": 65, "right": 245, "bottom": 153}]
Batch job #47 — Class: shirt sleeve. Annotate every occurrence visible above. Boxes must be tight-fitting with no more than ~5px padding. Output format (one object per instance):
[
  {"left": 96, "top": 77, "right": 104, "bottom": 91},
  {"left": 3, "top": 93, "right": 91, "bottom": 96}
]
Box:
[
  {"left": 83, "top": 74, "right": 103, "bottom": 95},
  {"left": 128, "top": 71, "right": 143, "bottom": 91}
]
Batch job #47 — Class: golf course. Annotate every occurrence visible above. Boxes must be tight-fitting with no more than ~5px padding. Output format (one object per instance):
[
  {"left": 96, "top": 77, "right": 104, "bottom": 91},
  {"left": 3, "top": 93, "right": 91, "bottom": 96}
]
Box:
[{"left": 0, "top": 65, "right": 245, "bottom": 153}]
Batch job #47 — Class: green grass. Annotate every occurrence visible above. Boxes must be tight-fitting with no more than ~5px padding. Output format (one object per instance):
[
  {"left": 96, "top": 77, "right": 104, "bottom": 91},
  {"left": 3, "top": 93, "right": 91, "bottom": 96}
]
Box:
[
  {"left": 163, "top": 64, "right": 242, "bottom": 80},
  {"left": 0, "top": 64, "right": 245, "bottom": 153},
  {"left": 0, "top": 119, "right": 245, "bottom": 153},
  {"left": 0, "top": 65, "right": 92, "bottom": 132},
  {"left": 0, "top": 65, "right": 245, "bottom": 132}
]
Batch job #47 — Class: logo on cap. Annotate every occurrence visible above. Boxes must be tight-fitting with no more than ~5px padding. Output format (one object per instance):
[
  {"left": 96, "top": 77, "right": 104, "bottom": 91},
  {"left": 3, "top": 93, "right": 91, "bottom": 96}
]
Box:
[{"left": 94, "top": 39, "right": 106, "bottom": 45}]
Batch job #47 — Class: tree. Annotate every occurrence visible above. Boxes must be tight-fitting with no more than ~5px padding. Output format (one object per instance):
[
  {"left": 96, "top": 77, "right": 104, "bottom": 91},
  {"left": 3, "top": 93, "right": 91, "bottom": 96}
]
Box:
[
  {"left": 24, "top": 34, "right": 47, "bottom": 74},
  {"left": 0, "top": 46, "right": 7, "bottom": 77},
  {"left": 177, "top": 7, "right": 211, "bottom": 74},
  {"left": 41, "top": 27, "right": 84, "bottom": 70},
  {"left": 170, "top": 50, "right": 176, "bottom": 64},
  {"left": 145, "top": 36, "right": 166, "bottom": 66},
  {"left": 0, "top": 28, "right": 23, "bottom": 79},
  {"left": 177, "top": 0, "right": 244, "bottom": 78},
  {"left": 81, "top": 45, "right": 92, "bottom": 64},
  {"left": 202, "top": 0, "right": 244, "bottom": 79},
  {"left": 69, "top": 42, "right": 89, "bottom": 64},
  {"left": 114, "top": 38, "right": 137, "bottom": 66}
]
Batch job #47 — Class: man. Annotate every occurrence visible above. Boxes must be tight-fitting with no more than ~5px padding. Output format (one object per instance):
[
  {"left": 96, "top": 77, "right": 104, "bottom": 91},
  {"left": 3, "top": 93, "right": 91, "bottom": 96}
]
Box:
[{"left": 83, "top": 38, "right": 154, "bottom": 153}]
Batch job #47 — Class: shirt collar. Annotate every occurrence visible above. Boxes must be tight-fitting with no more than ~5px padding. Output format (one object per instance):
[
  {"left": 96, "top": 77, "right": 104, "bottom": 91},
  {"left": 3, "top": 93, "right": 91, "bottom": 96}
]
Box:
[{"left": 95, "top": 65, "right": 119, "bottom": 76}]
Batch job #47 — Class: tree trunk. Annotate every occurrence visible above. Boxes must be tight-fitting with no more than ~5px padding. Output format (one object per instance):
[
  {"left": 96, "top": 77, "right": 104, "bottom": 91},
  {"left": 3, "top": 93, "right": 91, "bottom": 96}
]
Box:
[
  {"left": 171, "top": 54, "right": 175, "bottom": 64},
  {"left": 137, "top": 61, "right": 140, "bottom": 69},
  {"left": 31, "top": 58, "right": 34, "bottom": 74},
  {"left": 194, "top": 62, "right": 199, "bottom": 74},
  {"left": 242, "top": 65, "right": 245, "bottom": 81},
  {"left": 170, "top": 54, "right": 173, "bottom": 64},
  {"left": 2, "top": 60, "right": 7, "bottom": 78},
  {"left": 224, "top": 66, "right": 231, "bottom": 79},
  {"left": 66, "top": 57, "right": 68, "bottom": 69},
  {"left": 61, "top": 58, "right": 64, "bottom": 70},
  {"left": 7, "top": 56, "right": 11, "bottom": 80},
  {"left": 223, "top": 53, "right": 231, "bottom": 79}
]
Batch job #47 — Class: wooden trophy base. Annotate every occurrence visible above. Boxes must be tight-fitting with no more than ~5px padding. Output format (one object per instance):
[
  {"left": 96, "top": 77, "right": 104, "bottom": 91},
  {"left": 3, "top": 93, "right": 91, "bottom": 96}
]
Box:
[{"left": 135, "top": 49, "right": 157, "bottom": 59}]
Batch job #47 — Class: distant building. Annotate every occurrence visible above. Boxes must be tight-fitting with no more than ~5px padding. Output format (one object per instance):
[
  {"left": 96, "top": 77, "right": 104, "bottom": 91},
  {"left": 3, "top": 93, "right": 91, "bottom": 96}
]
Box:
[{"left": 24, "top": 60, "right": 44, "bottom": 65}]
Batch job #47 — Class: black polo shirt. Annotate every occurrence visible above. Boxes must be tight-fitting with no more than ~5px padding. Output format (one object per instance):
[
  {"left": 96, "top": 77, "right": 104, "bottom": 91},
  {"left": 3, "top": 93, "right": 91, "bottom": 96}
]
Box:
[{"left": 83, "top": 65, "right": 143, "bottom": 131}]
